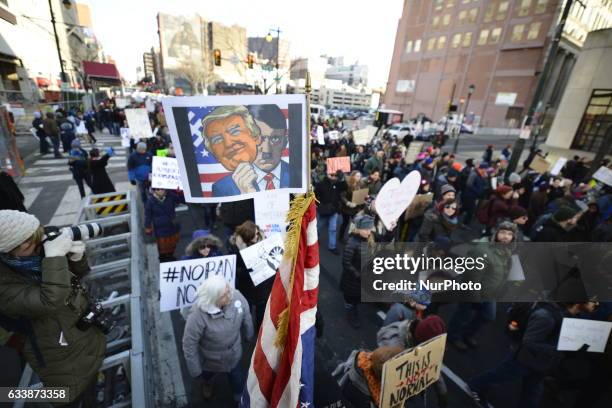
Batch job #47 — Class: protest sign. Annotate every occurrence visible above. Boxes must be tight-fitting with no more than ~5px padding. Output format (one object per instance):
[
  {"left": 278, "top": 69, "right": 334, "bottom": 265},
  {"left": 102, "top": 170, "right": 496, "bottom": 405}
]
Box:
[
  {"left": 125, "top": 108, "right": 153, "bottom": 139},
  {"left": 351, "top": 188, "right": 369, "bottom": 205},
  {"left": 328, "top": 130, "right": 340, "bottom": 140},
  {"left": 380, "top": 333, "right": 447, "bottom": 407},
  {"left": 254, "top": 191, "right": 290, "bottom": 238},
  {"left": 592, "top": 166, "right": 612, "bottom": 187},
  {"left": 352, "top": 127, "right": 376, "bottom": 146},
  {"left": 159, "top": 255, "right": 236, "bottom": 312},
  {"left": 152, "top": 156, "right": 183, "bottom": 190},
  {"left": 507, "top": 254, "right": 525, "bottom": 281},
  {"left": 239, "top": 234, "right": 284, "bottom": 286},
  {"left": 327, "top": 157, "right": 351, "bottom": 174},
  {"left": 557, "top": 318, "right": 612, "bottom": 353},
  {"left": 550, "top": 157, "right": 567, "bottom": 176},
  {"left": 404, "top": 193, "right": 433, "bottom": 220},
  {"left": 162, "top": 94, "right": 308, "bottom": 203},
  {"left": 116, "top": 97, "right": 129, "bottom": 109},
  {"left": 145, "top": 98, "right": 155, "bottom": 113},
  {"left": 404, "top": 142, "right": 424, "bottom": 164},
  {"left": 120, "top": 127, "right": 131, "bottom": 147},
  {"left": 317, "top": 125, "right": 325, "bottom": 145},
  {"left": 529, "top": 155, "right": 550, "bottom": 173},
  {"left": 375, "top": 171, "right": 421, "bottom": 230}
]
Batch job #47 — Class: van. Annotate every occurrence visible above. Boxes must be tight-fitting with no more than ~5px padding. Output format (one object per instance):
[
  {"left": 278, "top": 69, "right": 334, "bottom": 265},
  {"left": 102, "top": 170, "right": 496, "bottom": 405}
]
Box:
[{"left": 310, "top": 104, "right": 326, "bottom": 121}]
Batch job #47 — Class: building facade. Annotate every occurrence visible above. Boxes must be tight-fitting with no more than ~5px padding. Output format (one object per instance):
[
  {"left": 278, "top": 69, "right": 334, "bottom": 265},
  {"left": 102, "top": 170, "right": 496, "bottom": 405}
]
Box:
[
  {"left": 143, "top": 49, "right": 156, "bottom": 83},
  {"left": 384, "top": 0, "right": 612, "bottom": 129},
  {"left": 325, "top": 61, "right": 369, "bottom": 87}
]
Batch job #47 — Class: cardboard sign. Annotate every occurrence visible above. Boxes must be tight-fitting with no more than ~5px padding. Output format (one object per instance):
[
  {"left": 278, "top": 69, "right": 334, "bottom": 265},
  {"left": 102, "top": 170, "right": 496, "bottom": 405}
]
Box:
[
  {"left": 152, "top": 156, "right": 183, "bottom": 190},
  {"left": 120, "top": 127, "right": 131, "bottom": 147},
  {"left": 557, "top": 318, "right": 612, "bottom": 353},
  {"left": 159, "top": 255, "right": 236, "bottom": 312},
  {"left": 404, "top": 142, "right": 424, "bottom": 164},
  {"left": 327, "top": 157, "right": 351, "bottom": 174},
  {"left": 317, "top": 125, "right": 325, "bottom": 145},
  {"left": 375, "top": 171, "right": 421, "bottom": 230},
  {"left": 254, "top": 191, "right": 290, "bottom": 238},
  {"left": 328, "top": 130, "right": 340, "bottom": 140},
  {"left": 353, "top": 128, "right": 370, "bottom": 145},
  {"left": 529, "top": 155, "right": 550, "bottom": 174},
  {"left": 593, "top": 166, "right": 612, "bottom": 187},
  {"left": 239, "top": 234, "right": 284, "bottom": 286},
  {"left": 404, "top": 193, "right": 433, "bottom": 220},
  {"left": 351, "top": 188, "right": 369, "bottom": 205},
  {"left": 550, "top": 157, "right": 567, "bottom": 176},
  {"left": 380, "top": 333, "right": 447, "bottom": 407},
  {"left": 125, "top": 108, "right": 153, "bottom": 139},
  {"left": 116, "top": 97, "right": 129, "bottom": 109}
]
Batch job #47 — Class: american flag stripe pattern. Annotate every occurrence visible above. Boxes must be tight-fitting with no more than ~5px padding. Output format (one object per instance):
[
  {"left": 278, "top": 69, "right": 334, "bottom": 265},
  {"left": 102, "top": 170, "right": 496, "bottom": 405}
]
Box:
[{"left": 241, "top": 194, "right": 319, "bottom": 408}]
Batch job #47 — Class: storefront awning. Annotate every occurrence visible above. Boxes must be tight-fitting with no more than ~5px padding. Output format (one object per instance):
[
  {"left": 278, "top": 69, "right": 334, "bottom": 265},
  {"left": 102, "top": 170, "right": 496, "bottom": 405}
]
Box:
[{"left": 82, "top": 61, "right": 121, "bottom": 85}]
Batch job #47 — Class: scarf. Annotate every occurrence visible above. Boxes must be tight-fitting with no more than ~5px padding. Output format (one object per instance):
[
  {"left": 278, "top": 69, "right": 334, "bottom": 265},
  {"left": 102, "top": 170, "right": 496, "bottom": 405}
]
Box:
[
  {"left": 357, "top": 351, "right": 381, "bottom": 407},
  {"left": 0, "top": 254, "right": 42, "bottom": 282},
  {"left": 441, "top": 213, "right": 458, "bottom": 231}
]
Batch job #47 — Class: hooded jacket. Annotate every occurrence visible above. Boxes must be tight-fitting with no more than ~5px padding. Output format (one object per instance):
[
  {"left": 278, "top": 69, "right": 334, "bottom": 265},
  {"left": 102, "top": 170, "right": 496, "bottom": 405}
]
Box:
[{"left": 182, "top": 235, "right": 224, "bottom": 260}]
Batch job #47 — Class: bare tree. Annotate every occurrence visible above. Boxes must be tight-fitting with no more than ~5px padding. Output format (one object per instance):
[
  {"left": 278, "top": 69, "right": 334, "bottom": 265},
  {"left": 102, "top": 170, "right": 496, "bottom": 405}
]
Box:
[{"left": 174, "top": 58, "right": 219, "bottom": 95}]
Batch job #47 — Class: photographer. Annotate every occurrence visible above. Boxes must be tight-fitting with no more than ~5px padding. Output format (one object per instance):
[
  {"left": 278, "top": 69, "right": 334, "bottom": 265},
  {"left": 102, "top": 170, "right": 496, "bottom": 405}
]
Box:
[{"left": 0, "top": 210, "right": 106, "bottom": 406}]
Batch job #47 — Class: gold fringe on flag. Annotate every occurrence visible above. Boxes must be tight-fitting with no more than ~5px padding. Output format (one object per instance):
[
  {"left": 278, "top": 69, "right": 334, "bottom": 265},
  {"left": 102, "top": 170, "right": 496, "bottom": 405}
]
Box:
[{"left": 274, "top": 191, "right": 317, "bottom": 348}]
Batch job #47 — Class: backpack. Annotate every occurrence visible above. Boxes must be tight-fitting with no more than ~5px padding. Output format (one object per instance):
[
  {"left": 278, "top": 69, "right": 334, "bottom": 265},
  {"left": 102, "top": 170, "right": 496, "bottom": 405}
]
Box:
[
  {"left": 476, "top": 197, "right": 493, "bottom": 225},
  {"left": 505, "top": 302, "right": 562, "bottom": 343}
]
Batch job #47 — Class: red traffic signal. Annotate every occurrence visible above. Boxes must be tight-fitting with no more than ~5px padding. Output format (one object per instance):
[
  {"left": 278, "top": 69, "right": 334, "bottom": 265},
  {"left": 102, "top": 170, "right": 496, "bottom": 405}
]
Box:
[{"left": 213, "top": 49, "right": 221, "bottom": 66}]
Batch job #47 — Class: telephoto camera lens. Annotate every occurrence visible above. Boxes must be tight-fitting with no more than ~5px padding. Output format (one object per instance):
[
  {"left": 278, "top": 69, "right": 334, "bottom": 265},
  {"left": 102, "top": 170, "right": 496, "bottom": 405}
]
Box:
[{"left": 63, "top": 223, "right": 102, "bottom": 241}]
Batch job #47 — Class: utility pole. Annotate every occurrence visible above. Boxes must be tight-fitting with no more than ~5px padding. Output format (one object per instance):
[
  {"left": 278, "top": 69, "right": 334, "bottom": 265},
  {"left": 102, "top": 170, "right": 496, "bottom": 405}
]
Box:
[
  {"left": 505, "top": 0, "right": 581, "bottom": 177},
  {"left": 49, "top": 0, "right": 68, "bottom": 84}
]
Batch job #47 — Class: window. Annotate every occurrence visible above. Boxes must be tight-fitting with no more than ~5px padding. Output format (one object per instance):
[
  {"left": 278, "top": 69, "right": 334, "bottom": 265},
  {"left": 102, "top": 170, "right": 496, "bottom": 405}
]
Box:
[
  {"left": 571, "top": 89, "right": 612, "bottom": 154},
  {"left": 490, "top": 27, "right": 502, "bottom": 43},
  {"left": 433, "top": 15, "right": 441, "bottom": 28},
  {"left": 468, "top": 8, "right": 479, "bottom": 23},
  {"left": 478, "top": 29, "right": 489, "bottom": 45},
  {"left": 406, "top": 40, "right": 413, "bottom": 53},
  {"left": 451, "top": 33, "right": 462, "bottom": 48},
  {"left": 512, "top": 24, "right": 525, "bottom": 42},
  {"left": 443, "top": 14, "right": 451, "bottom": 26},
  {"left": 527, "top": 22, "right": 541, "bottom": 40},
  {"left": 434, "top": 0, "right": 444, "bottom": 10},
  {"left": 437, "top": 35, "right": 447, "bottom": 50},
  {"left": 484, "top": 3, "right": 495, "bottom": 22},
  {"left": 459, "top": 10, "right": 467, "bottom": 24},
  {"left": 518, "top": 0, "right": 532, "bottom": 16},
  {"left": 462, "top": 32, "right": 473, "bottom": 47},
  {"left": 535, "top": 0, "right": 548, "bottom": 14},
  {"left": 414, "top": 39, "right": 422, "bottom": 52},
  {"left": 497, "top": 1, "right": 509, "bottom": 20},
  {"left": 427, "top": 37, "right": 437, "bottom": 50}
]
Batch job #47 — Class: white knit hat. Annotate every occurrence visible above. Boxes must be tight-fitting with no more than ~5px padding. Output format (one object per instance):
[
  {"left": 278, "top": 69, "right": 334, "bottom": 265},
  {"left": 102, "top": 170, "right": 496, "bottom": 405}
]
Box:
[{"left": 0, "top": 210, "right": 41, "bottom": 253}]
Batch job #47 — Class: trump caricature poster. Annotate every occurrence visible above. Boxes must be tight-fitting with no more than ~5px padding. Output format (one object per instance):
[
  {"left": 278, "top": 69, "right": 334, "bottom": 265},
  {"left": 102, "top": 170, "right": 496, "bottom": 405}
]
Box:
[{"left": 162, "top": 94, "right": 308, "bottom": 203}]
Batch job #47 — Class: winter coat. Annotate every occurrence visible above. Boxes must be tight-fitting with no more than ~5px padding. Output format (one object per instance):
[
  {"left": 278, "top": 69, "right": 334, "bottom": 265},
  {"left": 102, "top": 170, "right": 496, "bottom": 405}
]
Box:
[
  {"left": 32, "top": 117, "right": 45, "bottom": 138},
  {"left": 376, "top": 319, "right": 417, "bottom": 349},
  {"left": 89, "top": 155, "right": 115, "bottom": 194},
  {"left": 337, "top": 350, "right": 377, "bottom": 408},
  {"left": 127, "top": 151, "right": 152, "bottom": 182},
  {"left": 532, "top": 218, "right": 574, "bottom": 242},
  {"left": 463, "top": 169, "right": 486, "bottom": 201},
  {"left": 59, "top": 119, "right": 75, "bottom": 137},
  {"left": 528, "top": 191, "right": 548, "bottom": 221},
  {"left": 416, "top": 208, "right": 454, "bottom": 243},
  {"left": 144, "top": 191, "right": 182, "bottom": 238},
  {"left": 0, "top": 256, "right": 106, "bottom": 402},
  {"left": 340, "top": 234, "right": 369, "bottom": 298},
  {"left": 315, "top": 177, "right": 341, "bottom": 216},
  {"left": 42, "top": 117, "right": 59, "bottom": 137},
  {"left": 488, "top": 195, "right": 516, "bottom": 228},
  {"left": 363, "top": 156, "right": 383, "bottom": 176},
  {"left": 462, "top": 236, "right": 513, "bottom": 300},
  {"left": 0, "top": 171, "right": 25, "bottom": 212},
  {"left": 182, "top": 289, "right": 253, "bottom": 375},
  {"left": 340, "top": 183, "right": 364, "bottom": 216}
]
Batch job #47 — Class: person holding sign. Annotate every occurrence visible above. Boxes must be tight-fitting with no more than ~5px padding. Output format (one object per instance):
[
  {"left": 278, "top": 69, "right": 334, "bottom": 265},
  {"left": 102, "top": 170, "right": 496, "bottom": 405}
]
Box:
[
  {"left": 182, "top": 275, "right": 253, "bottom": 402},
  {"left": 339, "top": 171, "right": 366, "bottom": 243}
]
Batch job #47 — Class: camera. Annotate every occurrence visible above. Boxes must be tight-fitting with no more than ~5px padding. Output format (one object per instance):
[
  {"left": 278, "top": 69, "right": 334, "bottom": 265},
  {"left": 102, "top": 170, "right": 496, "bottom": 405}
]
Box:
[
  {"left": 44, "top": 223, "right": 102, "bottom": 242},
  {"left": 76, "top": 301, "right": 115, "bottom": 335}
]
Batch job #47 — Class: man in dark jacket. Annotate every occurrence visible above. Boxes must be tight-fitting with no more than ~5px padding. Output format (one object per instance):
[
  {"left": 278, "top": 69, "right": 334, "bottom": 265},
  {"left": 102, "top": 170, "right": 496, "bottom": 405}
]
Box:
[
  {"left": 57, "top": 113, "right": 76, "bottom": 153},
  {"left": 128, "top": 142, "right": 153, "bottom": 204},
  {"left": 31, "top": 111, "right": 48, "bottom": 154},
  {"left": 42, "top": 112, "right": 62, "bottom": 158},
  {"left": 0, "top": 170, "right": 25, "bottom": 212},
  {"left": 315, "top": 171, "right": 342, "bottom": 254},
  {"left": 532, "top": 206, "right": 581, "bottom": 242}
]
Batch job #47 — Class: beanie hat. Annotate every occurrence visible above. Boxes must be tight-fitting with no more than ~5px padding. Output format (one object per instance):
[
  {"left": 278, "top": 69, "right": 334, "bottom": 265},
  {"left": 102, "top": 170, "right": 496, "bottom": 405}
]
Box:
[
  {"left": 452, "top": 162, "right": 462, "bottom": 172},
  {"left": 440, "top": 184, "right": 456, "bottom": 197},
  {"left": 496, "top": 185, "right": 513, "bottom": 196},
  {"left": 508, "top": 206, "right": 527, "bottom": 220},
  {"left": 415, "top": 315, "right": 446, "bottom": 343},
  {"left": 553, "top": 206, "right": 578, "bottom": 223},
  {"left": 424, "top": 157, "right": 434, "bottom": 165},
  {"left": 496, "top": 220, "right": 518, "bottom": 234},
  {"left": 354, "top": 214, "right": 375, "bottom": 230},
  {"left": 508, "top": 172, "right": 521, "bottom": 185},
  {"left": 447, "top": 168, "right": 460, "bottom": 178},
  {"left": 0, "top": 210, "right": 41, "bottom": 253},
  {"left": 192, "top": 229, "right": 210, "bottom": 240}
]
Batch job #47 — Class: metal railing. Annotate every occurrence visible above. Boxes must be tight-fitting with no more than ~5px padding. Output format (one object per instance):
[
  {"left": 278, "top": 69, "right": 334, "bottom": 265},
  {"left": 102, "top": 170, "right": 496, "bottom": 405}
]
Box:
[{"left": 13, "top": 190, "right": 153, "bottom": 408}]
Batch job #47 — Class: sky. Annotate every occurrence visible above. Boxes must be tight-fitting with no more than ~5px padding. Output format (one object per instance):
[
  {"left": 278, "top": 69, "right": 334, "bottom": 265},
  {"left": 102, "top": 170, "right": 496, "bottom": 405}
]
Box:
[{"left": 86, "top": 0, "right": 403, "bottom": 88}]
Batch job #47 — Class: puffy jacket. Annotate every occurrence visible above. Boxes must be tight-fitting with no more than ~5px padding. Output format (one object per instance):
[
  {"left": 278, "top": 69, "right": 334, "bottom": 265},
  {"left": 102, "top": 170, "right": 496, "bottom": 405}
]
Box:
[
  {"left": 144, "top": 191, "right": 183, "bottom": 238},
  {"left": 340, "top": 234, "right": 369, "bottom": 298},
  {"left": 0, "top": 256, "right": 105, "bottom": 402},
  {"left": 127, "top": 151, "right": 152, "bottom": 182},
  {"left": 182, "top": 289, "right": 253, "bottom": 375}
]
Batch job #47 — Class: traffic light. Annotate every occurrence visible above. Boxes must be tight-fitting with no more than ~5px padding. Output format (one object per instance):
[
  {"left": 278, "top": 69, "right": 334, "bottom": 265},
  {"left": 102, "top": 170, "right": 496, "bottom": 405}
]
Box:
[
  {"left": 247, "top": 53, "right": 254, "bottom": 69},
  {"left": 213, "top": 49, "right": 221, "bottom": 66}
]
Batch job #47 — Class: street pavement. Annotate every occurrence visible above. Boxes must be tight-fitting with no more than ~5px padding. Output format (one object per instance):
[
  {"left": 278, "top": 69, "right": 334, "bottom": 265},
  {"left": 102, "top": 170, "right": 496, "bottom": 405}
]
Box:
[{"left": 5, "top": 132, "right": 607, "bottom": 407}]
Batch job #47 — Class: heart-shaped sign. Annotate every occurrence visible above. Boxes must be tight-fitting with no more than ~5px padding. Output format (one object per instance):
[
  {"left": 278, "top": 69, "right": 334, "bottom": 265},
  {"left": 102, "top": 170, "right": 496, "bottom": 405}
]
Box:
[{"left": 374, "top": 170, "right": 422, "bottom": 230}]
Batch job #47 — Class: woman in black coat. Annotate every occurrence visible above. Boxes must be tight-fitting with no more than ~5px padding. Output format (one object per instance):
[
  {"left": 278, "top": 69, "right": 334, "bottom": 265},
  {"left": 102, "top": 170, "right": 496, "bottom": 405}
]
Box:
[{"left": 88, "top": 148, "right": 115, "bottom": 194}]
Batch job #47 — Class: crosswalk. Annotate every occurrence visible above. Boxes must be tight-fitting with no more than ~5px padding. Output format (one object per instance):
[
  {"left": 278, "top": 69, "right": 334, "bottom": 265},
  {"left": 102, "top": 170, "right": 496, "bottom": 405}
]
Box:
[{"left": 18, "top": 133, "right": 133, "bottom": 226}]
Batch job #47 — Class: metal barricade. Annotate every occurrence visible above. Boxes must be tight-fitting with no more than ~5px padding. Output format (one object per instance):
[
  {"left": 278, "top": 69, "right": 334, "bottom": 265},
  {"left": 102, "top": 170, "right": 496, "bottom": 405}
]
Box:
[{"left": 13, "top": 191, "right": 153, "bottom": 408}]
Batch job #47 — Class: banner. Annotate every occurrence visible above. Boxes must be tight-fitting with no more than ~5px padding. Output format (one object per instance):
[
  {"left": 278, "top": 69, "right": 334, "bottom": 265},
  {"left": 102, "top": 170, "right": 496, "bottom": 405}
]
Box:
[
  {"left": 254, "top": 191, "right": 290, "bottom": 238},
  {"left": 380, "top": 334, "right": 447, "bottom": 407},
  {"left": 593, "top": 166, "right": 612, "bottom": 187},
  {"left": 152, "top": 156, "right": 183, "bottom": 190},
  {"left": 239, "top": 234, "right": 284, "bottom": 286},
  {"left": 557, "top": 318, "right": 612, "bottom": 353},
  {"left": 326, "top": 157, "right": 351, "bottom": 174},
  {"left": 159, "top": 255, "right": 236, "bottom": 312},
  {"left": 162, "top": 95, "right": 308, "bottom": 203},
  {"left": 125, "top": 108, "right": 153, "bottom": 139}
]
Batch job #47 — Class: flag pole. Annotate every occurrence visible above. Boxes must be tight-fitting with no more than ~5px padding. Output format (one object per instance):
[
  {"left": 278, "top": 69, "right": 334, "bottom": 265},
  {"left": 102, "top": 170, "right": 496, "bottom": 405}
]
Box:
[{"left": 305, "top": 71, "right": 312, "bottom": 192}]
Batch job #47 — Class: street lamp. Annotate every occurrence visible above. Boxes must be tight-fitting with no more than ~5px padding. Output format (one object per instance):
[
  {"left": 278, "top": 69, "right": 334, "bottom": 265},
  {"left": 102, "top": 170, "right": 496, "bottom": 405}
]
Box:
[
  {"left": 453, "top": 84, "right": 475, "bottom": 154},
  {"left": 265, "top": 28, "right": 281, "bottom": 94}
]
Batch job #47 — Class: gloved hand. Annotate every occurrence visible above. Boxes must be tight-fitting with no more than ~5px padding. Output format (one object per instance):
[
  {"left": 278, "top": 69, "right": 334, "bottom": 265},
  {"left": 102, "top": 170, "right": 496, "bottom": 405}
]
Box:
[
  {"left": 347, "top": 202, "right": 357, "bottom": 208},
  {"left": 68, "top": 240, "right": 86, "bottom": 262},
  {"left": 130, "top": 180, "right": 136, "bottom": 186},
  {"left": 43, "top": 230, "right": 73, "bottom": 258}
]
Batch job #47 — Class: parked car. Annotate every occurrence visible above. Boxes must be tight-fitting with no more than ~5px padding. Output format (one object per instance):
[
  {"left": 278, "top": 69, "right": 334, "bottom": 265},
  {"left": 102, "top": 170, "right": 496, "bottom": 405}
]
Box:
[{"left": 384, "top": 123, "right": 413, "bottom": 139}]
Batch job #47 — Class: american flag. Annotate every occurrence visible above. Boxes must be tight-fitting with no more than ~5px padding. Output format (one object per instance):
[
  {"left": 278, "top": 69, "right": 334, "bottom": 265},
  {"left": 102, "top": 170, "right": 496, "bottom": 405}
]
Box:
[
  {"left": 186, "top": 105, "right": 290, "bottom": 197},
  {"left": 240, "top": 194, "right": 319, "bottom": 408}
]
